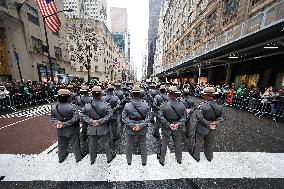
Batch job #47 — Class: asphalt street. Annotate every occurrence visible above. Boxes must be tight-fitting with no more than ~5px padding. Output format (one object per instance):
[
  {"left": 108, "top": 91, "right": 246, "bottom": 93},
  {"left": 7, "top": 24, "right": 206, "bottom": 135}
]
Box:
[{"left": 0, "top": 97, "right": 284, "bottom": 188}]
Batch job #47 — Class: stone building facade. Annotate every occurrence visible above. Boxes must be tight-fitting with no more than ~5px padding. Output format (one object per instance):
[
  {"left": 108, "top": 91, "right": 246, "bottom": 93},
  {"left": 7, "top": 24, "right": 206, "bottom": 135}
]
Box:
[
  {"left": 155, "top": 0, "right": 284, "bottom": 87},
  {"left": 0, "top": 0, "right": 70, "bottom": 82},
  {"left": 66, "top": 18, "right": 128, "bottom": 82},
  {"left": 64, "top": 0, "right": 107, "bottom": 25}
]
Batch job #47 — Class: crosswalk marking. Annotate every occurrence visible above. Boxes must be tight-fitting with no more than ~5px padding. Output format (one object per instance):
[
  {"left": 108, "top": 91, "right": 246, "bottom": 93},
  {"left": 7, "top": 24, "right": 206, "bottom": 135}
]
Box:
[
  {"left": 0, "top": 151, "right": 283, "bottom": 181},
  {"left": 0, "top": 105, "right": 51, "bottom": 119}
]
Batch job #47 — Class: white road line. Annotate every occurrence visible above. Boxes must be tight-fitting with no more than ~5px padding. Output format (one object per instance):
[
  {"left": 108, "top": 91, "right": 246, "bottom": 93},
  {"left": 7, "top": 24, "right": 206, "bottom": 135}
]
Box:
[
  {"left": 0, "top": 115, "right": 42, "bottom": 131},
  {"left": 0, "top": 152, "right": 283, "bottom": 181}
]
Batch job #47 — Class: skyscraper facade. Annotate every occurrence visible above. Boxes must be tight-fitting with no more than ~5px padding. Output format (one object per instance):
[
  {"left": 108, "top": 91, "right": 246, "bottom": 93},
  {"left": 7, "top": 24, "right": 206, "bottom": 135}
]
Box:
[
  {"left": 64, "top": 0, "right": 107, "bottom": 24},
  {"left": 147, "top": 0, "right": 165, "bottom": 78},
  {"left": 110, "top": 7, "right": 129, "bottom": 62}
]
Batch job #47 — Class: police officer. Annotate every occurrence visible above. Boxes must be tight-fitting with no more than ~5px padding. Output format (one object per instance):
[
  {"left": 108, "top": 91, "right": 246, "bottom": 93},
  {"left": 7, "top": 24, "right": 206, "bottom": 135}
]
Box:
[
  {"left": 114, "top": 82, "right": 125, "bottom": 101},
  {"left": 114, "top": 82, "right": 126, "bottom": 123},
  {"left": 81, "top": 86, "right": 116, "bottom": 165},
  {"left": 51, "top": 89, "right": 84, "bottom": 163},
  {"left": 74, "top": 86, "right": 93, "bottom": 141},
  {"left": 157, "top": 86, "right": 186, "bottom": 166},
  {"left": 122, "top": 84, "right": 131, "bottom": 103},
  {"left": 180, "top": 88, "right": 195, "bottom": 138},
  {"left": 122, "top": 85, "right": 151, "bottom": 166},
  {"left": 148, "top": 83, "right": 159, "bottom": 105},
  {"left": 102, "top": 84, "right": 121, "bottom": 142},
  {"left": 66, "top": 84, "right": 76, "bottom": 102},
  {"left": 152, "top": 85, "right": 170, "bottom": 139},
  {"left": 190, "top": 87, "right": 224, "bottom": 162}
]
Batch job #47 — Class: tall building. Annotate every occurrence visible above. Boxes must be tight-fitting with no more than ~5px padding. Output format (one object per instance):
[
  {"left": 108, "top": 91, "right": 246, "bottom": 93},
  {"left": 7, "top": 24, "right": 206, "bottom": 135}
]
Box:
[
  {"left": 0, "top": 0, "right": 70, "bottom": 82},
  {"left": 147, "top": 0, "right": 166, "bottom": 78},
  {"left": 64, "top": 0, "right": 107, "bottom": 24},
  {"left": 153, "top": 1, "right": 168, "bottom": 77},
  {"left": 110, "top": 7, "right": 127, "bottom": 33},
  {"left": 156, "top": 0, "right": 284, "bottom": 89},
  {"left": 110, "top": 7, "right": 129, "bottom": 62}
]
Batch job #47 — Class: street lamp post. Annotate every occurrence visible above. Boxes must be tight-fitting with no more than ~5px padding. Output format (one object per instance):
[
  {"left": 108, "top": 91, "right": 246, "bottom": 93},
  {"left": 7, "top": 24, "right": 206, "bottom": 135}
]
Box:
[{"left": 43, "top": 9, "right": 73, "bottom": 82}]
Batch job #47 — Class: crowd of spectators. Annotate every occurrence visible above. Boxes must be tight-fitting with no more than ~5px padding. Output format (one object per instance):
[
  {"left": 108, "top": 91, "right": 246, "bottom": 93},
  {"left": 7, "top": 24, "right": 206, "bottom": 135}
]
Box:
[
  {"left": 179, "top": 82, "right": 284, "bottom": 121},
  {"left": 1, "top": 79, "right": 284, "bottom": 122}
]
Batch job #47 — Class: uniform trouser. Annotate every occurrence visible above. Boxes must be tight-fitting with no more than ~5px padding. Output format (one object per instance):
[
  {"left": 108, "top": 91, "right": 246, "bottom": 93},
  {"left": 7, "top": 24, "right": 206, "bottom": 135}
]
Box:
[
  {"left": 153, "top": 118, "right": 161, "bottom": 136},
  {"left": 58, "top": 133, "right": 82, "bottom": 162},
  {"left": 81, "top": 122, "right": 88, "bottom": 140},
  {"left": 110, "top": 119, "right": 119, "bottom": 139},
  {"left": 159, "top": 130, "right": 182, "bottom": 164},
  {"left": 89, "top": 135, "right": 112, "bottom": 162},
  {"left": 126, "top": 134, "right": 147, "bottom": 164},
  {"left": 193, "top": 130, "right": 215, "bottom": 160},
  {"left": 185, "top": 119, "right": 190, "bottom": 134}
]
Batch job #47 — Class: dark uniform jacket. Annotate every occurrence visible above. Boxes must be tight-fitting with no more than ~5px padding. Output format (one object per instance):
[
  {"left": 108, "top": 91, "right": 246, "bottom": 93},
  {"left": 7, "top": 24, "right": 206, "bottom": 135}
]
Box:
[
  {"left": 153, "top": 93, "right": 170, "bottom": 110},
  {"left": 158, "top": 99, "right": 187, "bottom": 136},
  {"left": 102, "top": 94, "right": 120, "bottom": 119},
  {"left": 51, "top": 103, "right": 80, "bottom": 137},
  {"left": 81, "top": 99, "right": 113, "bottom": 136},
  {"left": 74, "top": 95, "right": 93, "bottom": 110},
  {"left": 114, "top": 89, "right": 124, "bottom": 101},
  {"left": 196, "top": 101, "right": 224, "bottom": 135},
  {"left": 148, "top": 89, "right": 159, "bottom": 103},
  {"left": 122, "top": 99, "right": 151, "bottom": 136}
]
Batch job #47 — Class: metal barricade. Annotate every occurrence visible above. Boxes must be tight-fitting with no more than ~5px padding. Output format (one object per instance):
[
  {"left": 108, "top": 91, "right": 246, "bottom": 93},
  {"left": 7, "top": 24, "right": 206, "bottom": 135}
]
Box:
[{"left": 0, "top": 96, "right": 13, "bottom": 112}]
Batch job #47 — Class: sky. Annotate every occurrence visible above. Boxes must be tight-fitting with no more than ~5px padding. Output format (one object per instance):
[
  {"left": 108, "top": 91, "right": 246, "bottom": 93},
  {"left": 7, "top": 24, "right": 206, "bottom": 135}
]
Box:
[{"left": 107, "top": 0, "right": 149, "bottom": 80}]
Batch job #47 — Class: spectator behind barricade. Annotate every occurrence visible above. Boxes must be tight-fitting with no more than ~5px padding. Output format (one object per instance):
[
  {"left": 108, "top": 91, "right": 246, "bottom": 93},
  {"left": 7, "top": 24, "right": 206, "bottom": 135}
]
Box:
[
  {"left": 262, "top": 86, "right": 278, "bottom": 121},
  {"left": 277, "top": 86, "right": 284, "bottom": 97},
  {"left": 5, "top": 82, "right": 15, "bottom": 96},
  {"left": 0, "top": 85, "right": 9, "bottom": 99},
  {"left": 225, "top": 85, "right": 236, "bottom": 106},
  {"left": 236, "top": 84, "right": 244, "bottom": 97}
]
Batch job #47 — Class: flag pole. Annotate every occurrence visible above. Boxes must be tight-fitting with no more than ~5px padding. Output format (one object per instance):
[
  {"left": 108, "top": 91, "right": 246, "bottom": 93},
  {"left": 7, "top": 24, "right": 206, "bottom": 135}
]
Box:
[{"left": 42, "top": 16, "right": 53, "bottom": 82}]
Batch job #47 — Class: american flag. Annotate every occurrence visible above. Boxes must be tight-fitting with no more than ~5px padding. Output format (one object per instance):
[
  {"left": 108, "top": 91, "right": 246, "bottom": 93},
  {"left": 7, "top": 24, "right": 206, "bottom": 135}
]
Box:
[
  {"left": 113, "top": 45, "right": 120, "bottom": 54},
  {"left": 36, "top": 0, "right": 61, "bottom": 32},
  {"left": 112, "top": 58, "right": 120, "bottom": 69}
]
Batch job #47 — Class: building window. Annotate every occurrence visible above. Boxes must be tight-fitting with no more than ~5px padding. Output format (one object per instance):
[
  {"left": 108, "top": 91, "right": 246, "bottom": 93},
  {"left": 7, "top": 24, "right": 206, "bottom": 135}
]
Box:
[
  {"left": 223, "top": 0, "right": 240, "bottom": 25},
  {"left": 196, "top": 1, "right": 203, "bottom": 16},
  {"left": 206, "top": 10, "right": 217, "bottom": 35},
  {"left": 95, "top": 66, "right": 98, "bottom": 72},
  {"left": 187, "top": 34, "right": 193, "bottom": 47},
  {"left": 27, "top": 4, "right": 39, "bottom": 25},
  {"left": 194, "top": 24, "right": 202, "bottom": 44},
  {"left": 0, "top": 0, "right": 7, "bottom": 8},
  {"left": 80, "top": 66, "right": 83, "bottom": 72},
  {"left": 94, "top": 56, "right": 98, "bottom": 61},
  {"left": 188, "top": 14, "right": 193, "bottom": 25},
  {"left": 70, "top": 45, "right": 74, "bottom": 51},
  {"left": 31, "top": 36, "right": 43, "bottom": 54},
  {"left": 54, "top": 47, "right": 62, "bottom": 61},
  {"left": 251, "top": 0, "right": 263, "bottom": 7}
]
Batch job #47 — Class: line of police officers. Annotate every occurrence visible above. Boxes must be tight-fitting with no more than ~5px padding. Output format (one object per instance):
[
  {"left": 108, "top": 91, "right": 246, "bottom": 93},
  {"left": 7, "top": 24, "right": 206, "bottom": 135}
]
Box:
[{"left": 51, "top": 81, "right": 224, "bottom": 166}]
